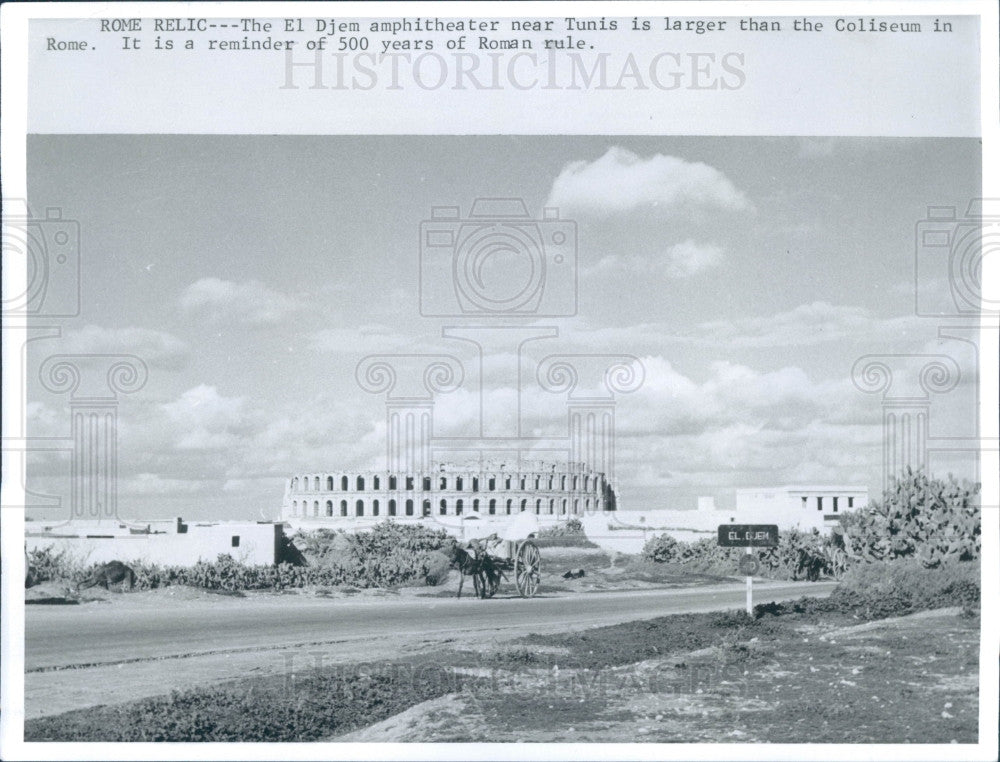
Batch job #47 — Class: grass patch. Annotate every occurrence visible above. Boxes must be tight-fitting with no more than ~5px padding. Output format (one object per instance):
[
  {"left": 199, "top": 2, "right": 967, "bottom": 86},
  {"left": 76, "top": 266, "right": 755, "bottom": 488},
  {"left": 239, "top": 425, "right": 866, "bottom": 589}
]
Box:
[{"left": 24, "top": 662, "right": 470, "bottom": 742}]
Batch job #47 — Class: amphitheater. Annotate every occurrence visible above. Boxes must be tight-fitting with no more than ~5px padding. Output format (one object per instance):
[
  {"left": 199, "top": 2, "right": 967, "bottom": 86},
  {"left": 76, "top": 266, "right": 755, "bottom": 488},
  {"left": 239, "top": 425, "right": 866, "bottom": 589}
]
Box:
[{"left": 281, "top": 461, "right": 616, "bottom": 532}]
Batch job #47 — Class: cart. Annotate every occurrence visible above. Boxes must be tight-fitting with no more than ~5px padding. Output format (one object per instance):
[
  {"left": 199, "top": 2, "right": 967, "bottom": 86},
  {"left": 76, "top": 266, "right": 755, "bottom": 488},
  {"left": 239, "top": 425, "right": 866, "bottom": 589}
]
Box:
[{"left": 467, "top": 535, "right": 541, "bottom": 599}]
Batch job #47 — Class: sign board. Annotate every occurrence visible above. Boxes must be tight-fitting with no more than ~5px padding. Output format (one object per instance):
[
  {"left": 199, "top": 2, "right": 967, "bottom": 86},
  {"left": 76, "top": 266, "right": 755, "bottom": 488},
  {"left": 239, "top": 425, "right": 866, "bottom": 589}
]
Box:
[
  {"left": 738, "top": 555, "right": 761, "bottom": 576},
  {"left": 717, "top": 524, "right": 779, "bottom": 548}
]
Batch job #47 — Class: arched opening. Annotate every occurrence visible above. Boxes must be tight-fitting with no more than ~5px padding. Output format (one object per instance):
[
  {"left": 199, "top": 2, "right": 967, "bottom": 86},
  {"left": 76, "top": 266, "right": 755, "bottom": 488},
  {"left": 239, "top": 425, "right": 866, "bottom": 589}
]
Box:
[
  {"left": 573, "top": 499, "right": 579, "bottom": 513},
  {"left": 314, "top": 477, "right": 320, "bottom": 491},
  {"left": 489, "top": 499, "right": 496, "bottom": 515},
  {"left": 291, "top": 477, "right": 298, "bottom": 491},
  {"left": 561, "top": 475, "right": 566, "bottom": 490},
  {"left": 488, "top": 477, "right": 496, "bottom": 490},
  {"left": 547, "top": 476, "right": 553, "bottom": 489},
  {"left": 456, "top": 477, "right": 463, "bottom": 491},
  {"left": 357, "top": 475, "right": 365, "bottom": 491},
  {"left": 340, "top": 500, "right": 348, "bottom": 517},
  {"left": 373, "top": 475, "right": 380, "bottom": 490},
  {"left": 302, "top": 478, "right": 309, "bottom": 492},
  {"left": 505, "top": 476, "right": 511, "bottom": 489},
  {"left": 520, "top": 499, "right": 527, "bottom": 512},
  {"left": 389, "top": 475, "right": 397, "bottom": 490},
  {"left": 372, "top": 499, "right": 380, "bottom": 516},
  {"left": 292, "top": 500, "right": 298, "bottom": 515},
  {"left": 473, "top": 499, "right": 480, "bottom": 512},
  {"left": 440, "top": 476, "right": 447, "bottom": 490},
  {"left": 405, "top": 499, "right": 414, "bottom": 516},
  {"left": 456, "top": 499, "right": 463, "bottom": 515},
  {"left": 505, "top": 499, "right": 512, "bottom": 514},
  {"left": 519, "top": 476, "right": 526, "bottom": 489},
  {"left": 534, "top": 499, "right": 541, "bottom": 514},
  {"left": 561, "top": 499, "right": 567, "bottom": 514},
  {"left": 423, "top": 500, "right": 431, "bottom": 516},
  {"left": 326, "top": 500, "right": 333, "bottom": 517},
  {"left": 585, "top": 498, "right": 591, "bottom": 512},
  {"left": 423, "top": 477, "right": 432, "bottom": 490},
  {"left": 534, "top": 476, "right": 540, "bottom": 489},
  {"left": 439, "top": 499, "right": 447, "bottom": 515},
  {"left": 548, "top": 499, "right": 554, "bottom": 514},
  {"left": 405, "top": 476, "right": 414, "bottom": 490},
  {"left": 355, "top": 499, "right": 364, "bottom": 516},
  {"left": 341, "top": 475, "right": 349, "bottom": 491},
  {"left": 313, "top": 501, "right": 319, "bottom": 517},
  {"left": 327, "top": 476, "right": 334, "bottom": 491},
  {"left": 388, "top": 499, "right": 396, "bottom": 516}
]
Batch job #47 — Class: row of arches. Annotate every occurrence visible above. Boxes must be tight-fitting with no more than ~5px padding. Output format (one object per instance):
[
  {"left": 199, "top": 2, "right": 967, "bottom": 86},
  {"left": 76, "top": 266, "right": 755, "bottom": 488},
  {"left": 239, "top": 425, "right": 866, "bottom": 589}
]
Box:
[
  {"left": 289, "top": 495, "right": 600, "bottom": 518},
  {"left": 290, "top": 472, "right": 603, "bottom": 494}
]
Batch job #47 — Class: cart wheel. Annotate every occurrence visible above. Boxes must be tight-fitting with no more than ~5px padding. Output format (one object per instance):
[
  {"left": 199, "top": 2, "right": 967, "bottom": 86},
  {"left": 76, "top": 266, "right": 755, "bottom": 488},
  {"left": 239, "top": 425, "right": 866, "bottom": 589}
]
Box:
[{"left": 514, "top": 540, "right": 541, "bottom": 598}]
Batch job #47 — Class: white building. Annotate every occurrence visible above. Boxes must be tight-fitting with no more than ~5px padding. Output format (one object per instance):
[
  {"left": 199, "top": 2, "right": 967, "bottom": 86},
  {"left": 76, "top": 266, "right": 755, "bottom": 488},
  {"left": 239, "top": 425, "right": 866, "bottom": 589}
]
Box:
[
  {"left": 735, "top": 485, "right": 869, "bottom": 533},
  {"left": 25, "top": 517, "right": 286, "bottom": 567}
]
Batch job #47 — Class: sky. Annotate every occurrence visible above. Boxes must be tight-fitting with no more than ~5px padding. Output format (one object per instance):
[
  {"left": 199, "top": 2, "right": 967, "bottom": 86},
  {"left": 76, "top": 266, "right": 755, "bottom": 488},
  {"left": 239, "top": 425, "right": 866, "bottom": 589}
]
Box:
[{"left": 24, "top": 136, "right": 982, "bottom": 520}]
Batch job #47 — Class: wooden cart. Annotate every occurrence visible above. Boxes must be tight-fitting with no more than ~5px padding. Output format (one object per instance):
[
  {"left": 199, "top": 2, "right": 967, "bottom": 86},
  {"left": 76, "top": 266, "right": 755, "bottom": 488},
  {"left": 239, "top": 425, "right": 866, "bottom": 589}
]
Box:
[{"left": 469, "top": 536, "right": 541, "bottom": 599}]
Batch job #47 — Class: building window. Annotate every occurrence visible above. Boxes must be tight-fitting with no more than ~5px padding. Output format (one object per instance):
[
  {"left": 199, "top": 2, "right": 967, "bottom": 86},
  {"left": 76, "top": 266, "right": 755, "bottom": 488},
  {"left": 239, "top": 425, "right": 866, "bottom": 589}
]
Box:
[
  {"left": 422, "top": 499, "right": 430, "bottom": 516},
  {"left": 389, "top": 499, "right": 397, "bottom": 516},
  {"left": 848, "top": 497, "right": 855, "bottom": 508},
  {"left": 472, "top": 477, "right": 479, "bottom": 492},
  {"left": 520, "top": 499, "right": 527, "bottom": 512},
  {"left": 340, "top": 500, "right": 348, "bottom": 517},
  {"left": 374, "top": 475, "right": 380, "bottom": 490},
  {"left": 423, "top": 477, "right": 432, "bottom": 491},
  {"left": 373, "top": 500, "right": 380, "bottom": 516},
  {"left": 473, "top": 499, "right": 480, "bottom": 512},
  {"left": 801, "top": 496, "right": 808, "bottom": 509},
  {"left": 231, "top": 535, "right": 240, "bottom": 547},
  {"left": 489, "top": 499, "right": 496, "bottom": 515},
  {"left": 832, "top": 496, "right": 839, "bottom": 512},
  {"left": 816, "top": 496, "right": 823, "bottom": 511},
  {"left": 356, "top": 500, "right": 364, "bottom": 516},
  {"left": 440, "top": 476, "right": 447, "bottom": 490},
  {"left": 325, "top": 500, "right": 333, "bottom": 517},
  {"left": 505, "top": 476, "right": 512, "bottom": 489},
  {"left": 341, "top": 475, "right": 349, "bottom": 491},
  {"left": 406, "top": 476, "right": 414, "bottom": 490},
  {"left": 488, "top": 477, "right": 496, "bottom": 490},
  {"left": 561, "top": 475, "right": 567, "bottom": 490},
  {"left": 561, "top": 499, "right": 567, "bottom": 514},
  {"left": 327, "top": 476, "right": 334, "bottom": 491},
  {"left": 439, "top": 499, "right": 447, "bottom": 515},
  {"left": 405, "top": 499, "right": 414, "bottom": 516},
  {"left": 456, "top": 477, "right": 464, "bottom": 491},
  {"left": 357, "top": 476, "right": 365, "bottom": 491},
  {"left": 535, "top": 499, "right": 541, "bottom": 514},
  {"left": 548, "top": 499, "right": 555, "bottom": 514},
  {"left": 389, "top": 475, "right": 397, "bottom": 490},
  {"left": 573, "top": 499, "right": 579, "bottom": 513},
  {"left": 456, "top": 499, "right": 463, "bottom": 515},
  {"left": 520, "top": 477, "right": 526, "bottom": 489}
]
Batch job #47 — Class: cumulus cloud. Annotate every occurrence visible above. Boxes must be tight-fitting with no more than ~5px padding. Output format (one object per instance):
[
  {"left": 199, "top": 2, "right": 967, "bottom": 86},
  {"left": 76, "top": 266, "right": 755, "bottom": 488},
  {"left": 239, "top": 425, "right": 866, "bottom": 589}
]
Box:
[
  {"left": 547, "top": 147, "right": 749, "bottom": 216},
  {"left": 160, "top": 385, "right": 254, "bottom": 450},
  {"left": 60, "top": 325, "right": 189, "bottom": 369},
  {"left": 583, "top": 240, "right": 724, "bottom": 280},
  {"left": 696, "top": 301, "right": 923, "bottom": 348},
  {"left": 178, "top": 278, "right": 298, "bottom": 328}
]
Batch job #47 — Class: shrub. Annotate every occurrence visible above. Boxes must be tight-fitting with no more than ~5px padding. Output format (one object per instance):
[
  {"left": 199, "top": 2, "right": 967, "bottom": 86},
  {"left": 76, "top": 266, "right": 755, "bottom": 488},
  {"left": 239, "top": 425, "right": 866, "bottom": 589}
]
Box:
[
  {"left": 839, "top": 469, "right": 981, "bottom": 567},
  {"left": 536, "top": 517, "right": 584, "bottom": 537},
  {"left": 642, "top": 533, "right": 685, "bottom": 563},
  {"left": 829, "top": 558, "right": 980, "bottom": 620}
]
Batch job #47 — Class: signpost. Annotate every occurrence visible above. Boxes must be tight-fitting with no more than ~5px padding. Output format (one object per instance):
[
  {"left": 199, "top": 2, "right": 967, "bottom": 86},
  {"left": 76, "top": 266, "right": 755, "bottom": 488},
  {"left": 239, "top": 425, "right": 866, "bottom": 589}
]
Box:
[{"left": 718, "top": 524, "right": 778, "bottom": 614}]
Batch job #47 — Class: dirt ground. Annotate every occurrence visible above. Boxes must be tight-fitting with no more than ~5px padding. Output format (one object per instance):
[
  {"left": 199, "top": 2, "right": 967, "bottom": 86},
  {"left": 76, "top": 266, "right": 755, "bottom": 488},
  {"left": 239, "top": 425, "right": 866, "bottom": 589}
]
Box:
[{"left": 334, "top": 608, "right": 979, "bottom": 743}]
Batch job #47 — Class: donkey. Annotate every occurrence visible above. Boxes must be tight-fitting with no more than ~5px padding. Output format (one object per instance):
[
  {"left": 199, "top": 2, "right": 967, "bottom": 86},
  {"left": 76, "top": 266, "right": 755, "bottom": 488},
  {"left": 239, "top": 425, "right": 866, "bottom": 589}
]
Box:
[
  {"left": 77, "top": 560, "right": 136, "bottom": 592},
  {"left": 448, "top": 540, "right": 503, "bottom": 599}
]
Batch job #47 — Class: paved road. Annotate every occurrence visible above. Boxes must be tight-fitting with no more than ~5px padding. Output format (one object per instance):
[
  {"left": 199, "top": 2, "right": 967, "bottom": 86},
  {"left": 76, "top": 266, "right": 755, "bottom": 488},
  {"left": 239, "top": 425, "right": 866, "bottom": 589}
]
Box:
[{"left": 26, "top": 581, "right": 835, "bottom": 671}]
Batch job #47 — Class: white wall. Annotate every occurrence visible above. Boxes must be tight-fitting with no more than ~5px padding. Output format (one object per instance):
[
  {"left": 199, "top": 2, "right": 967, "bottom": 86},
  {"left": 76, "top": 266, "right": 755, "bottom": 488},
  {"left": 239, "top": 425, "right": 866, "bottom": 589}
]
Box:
[{"left": 25, "top": 522, "right": 282, "bottom": 567}]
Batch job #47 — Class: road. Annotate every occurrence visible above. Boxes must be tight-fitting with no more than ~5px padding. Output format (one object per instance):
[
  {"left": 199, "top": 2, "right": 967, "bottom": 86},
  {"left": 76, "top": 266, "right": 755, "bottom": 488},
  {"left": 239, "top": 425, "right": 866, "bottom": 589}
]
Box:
[{"left": 26, "top": 581, "right": 835, "bottom": 672}]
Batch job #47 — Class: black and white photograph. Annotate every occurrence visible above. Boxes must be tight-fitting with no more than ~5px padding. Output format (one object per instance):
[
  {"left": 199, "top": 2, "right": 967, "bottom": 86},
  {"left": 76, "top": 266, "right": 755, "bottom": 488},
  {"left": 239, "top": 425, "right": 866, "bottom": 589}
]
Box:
[{"left": 1, "top": 3, "right": 997, "bottom": 760}]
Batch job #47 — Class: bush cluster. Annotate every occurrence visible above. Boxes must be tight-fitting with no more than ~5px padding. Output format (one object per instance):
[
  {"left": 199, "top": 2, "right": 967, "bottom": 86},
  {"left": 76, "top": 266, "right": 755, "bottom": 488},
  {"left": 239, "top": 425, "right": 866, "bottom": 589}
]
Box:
[
  {"left": 641, "top": 528, "right": 838, "bottom": 581},
  {"left": 839, "top": 469, "right": 980, "bottom": 567},
  {"left": 27, "top": 521, "right": 457, "bottom": 592}
]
